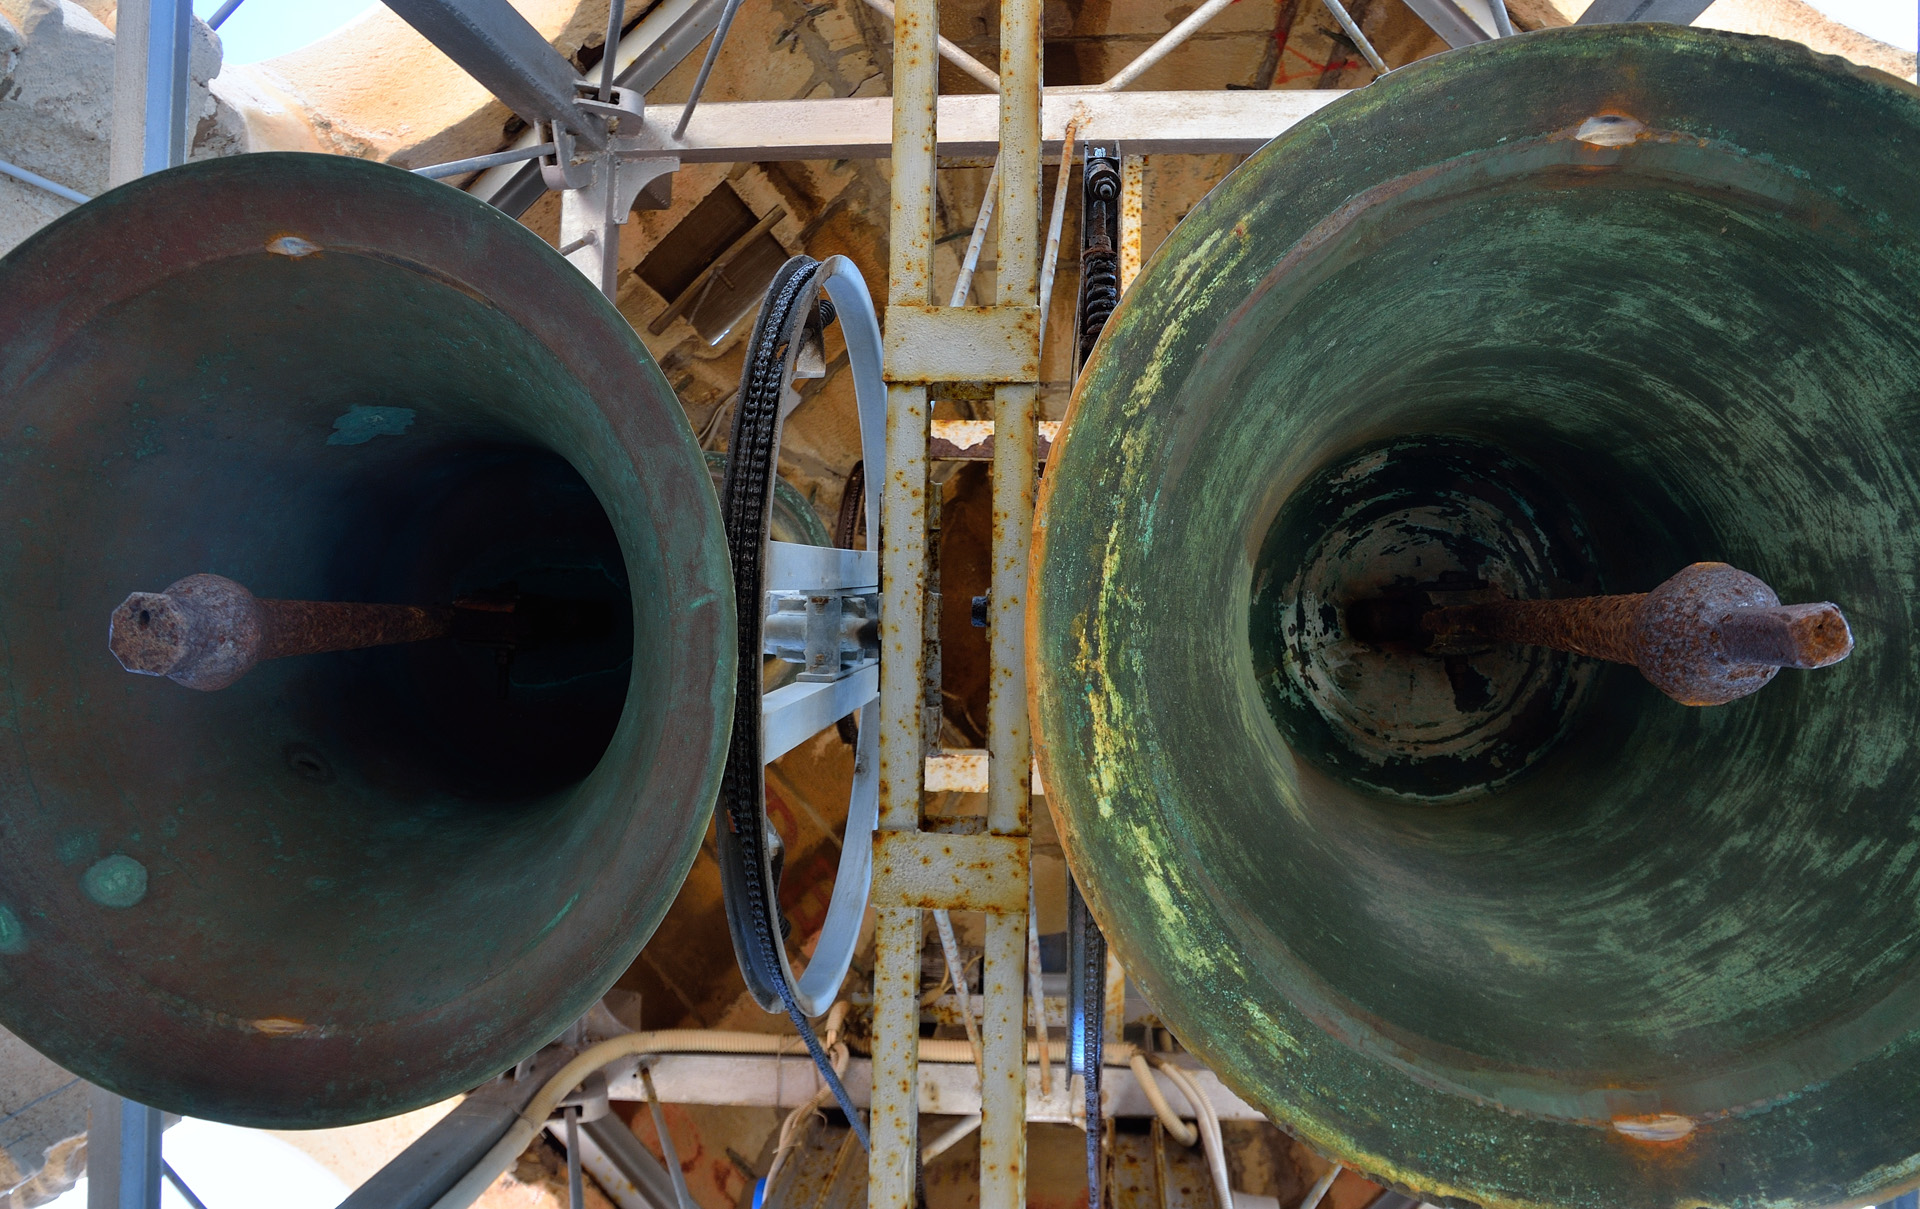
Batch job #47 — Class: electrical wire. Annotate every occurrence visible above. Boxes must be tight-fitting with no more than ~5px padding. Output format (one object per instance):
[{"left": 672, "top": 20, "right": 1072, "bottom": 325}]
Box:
[
  {"left": 763, "top": 1005, "right": 852, "bottom": 1191},
  {"left": 1126, "top": 1054, "right": 1198, "bottom": 1146},
  {"left": 427, "top": 1027, "right": 1172, "bottom": 1209},
  {"left": 1153, "top": 1058, "right": 1233, "bottom": 1209}
]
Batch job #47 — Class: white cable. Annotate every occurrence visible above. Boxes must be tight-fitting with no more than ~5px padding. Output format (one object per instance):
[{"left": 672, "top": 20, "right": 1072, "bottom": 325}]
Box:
[
  {"left": 858, "top": 0, "right": 1002, "bottom": 92},
  {"left": 1154, "top": 1060, "right": 1231, "bottom": 1209},
  {"left": 428, "top": 1027, "right": 1153, "bottom": 1209},
  {"left": 762, "top": 1041, "right": 850, "bottom": 1189},
  {"left": 1126, "top": 1054, "right": 1197, "bottom": 1146},
  {"left": 428, "top": 1032, "right": 810, "bottom": 1209}
]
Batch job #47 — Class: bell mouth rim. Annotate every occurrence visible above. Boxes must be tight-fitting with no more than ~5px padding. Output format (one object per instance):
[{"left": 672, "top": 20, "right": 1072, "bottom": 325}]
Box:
[
  {"left": 1032, "top": 24, "right": 1920, "bottom": 1208},
  {"left": 0, "top": 152, "right": 737, "bottom": 1128}
]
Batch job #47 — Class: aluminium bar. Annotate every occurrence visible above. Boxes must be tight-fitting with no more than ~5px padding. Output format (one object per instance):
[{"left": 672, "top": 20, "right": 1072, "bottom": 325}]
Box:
[
  {"left": 1397, "top": 0, "right": 1491, "bottom": 46},
  {"left": 762, "top": 664, "right": 880, "bottom": 764},
  {"left": 933, "top": 908, "right": 987, "bottom": 1074},
  {"left": 413, "top": 143, "right": 557, "bottom": 179},
  {"left": 542, "top": 1116, "right": 679, "bottom": 1209},
  {"left": 1094, "top": 0, "right": 1239, "bottom": 91},
  {"left": 641, "top": 1067, "right": 697, "bottom": 1209},
  {"left": 468, "top": 0, "right": 730, "bottom": 216},
  {"left": 86, "top": 1088, "right": 162, "bottom": 1209},
  {"left": 208, "top": 0, "right": 245, "bottom": 28},
  {"left": 1575, "top": 0, "right": 1714, "bottom": 20},
  {"left": 382, "top": 0, "right": 607, "bottom": 149},
  {"left": 618, "top": 89, "right": 1341, "bottom": 161},
  {"left": 0, "top": 158, "right": 90, "bottom": 204},
  {"left": 1320, "top": 0, "right": 1390, "bottom": 72},
  {"left": 598, "top": 0, "right": 627, "bottom": 99},
  {"left": 949, "top": 159, "right": 1002, "bottom": 307},
  {"left": 474, "top": 86, "right": 1335, "bottom": 216},
  {"left": 612, "top": 0, "right": 731, "bottom": 92},
  {"left": 860, "top": 0, "right": 1002, "bottom": 92},
  {"left": 674, "top": 0, "right": 747, "bottom": 136},
  {"left": 161, "top": 1163, "right": 209, "bottom": 1209},
  {"left": 766, "top": 542, "right": 879, "bottom": 594},
  {"left": 108, "top": 0, "right": 191, "bottom": 186}
]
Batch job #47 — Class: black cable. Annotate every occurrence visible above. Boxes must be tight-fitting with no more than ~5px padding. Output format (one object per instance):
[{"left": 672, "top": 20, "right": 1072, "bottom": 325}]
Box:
[
  {"left": 716, "top": 255, "right": 870, "bottom": 1151},
  {"left": 1070, "top": 877, "right": 1108, "bottom": 1209}
]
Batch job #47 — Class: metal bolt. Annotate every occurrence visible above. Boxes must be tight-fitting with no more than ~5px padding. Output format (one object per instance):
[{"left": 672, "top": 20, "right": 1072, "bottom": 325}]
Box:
[
  {"left": 109, "top": 573, "right": 450, "bottom": 691},
  {"left": 1418, "top": 561, "right": 1852, "bottom": 706}
]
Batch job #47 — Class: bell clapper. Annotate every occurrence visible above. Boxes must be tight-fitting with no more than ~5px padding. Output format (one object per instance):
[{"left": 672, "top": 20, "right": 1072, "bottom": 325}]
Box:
[
  {"left": 108, "top": 573, "right": 616, "bottom": 692},
  {"left": 1354, "top": 562, "right": 1852, "bottom": 706}
]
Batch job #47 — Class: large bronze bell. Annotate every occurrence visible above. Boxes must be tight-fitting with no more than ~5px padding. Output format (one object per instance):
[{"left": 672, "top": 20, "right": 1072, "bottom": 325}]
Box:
[
  {"left": 0, "top": 153, "right": 734, "bottom": 1127},
  {"left": 1032, "top": 27, "right": 1920, "bottom": 1209}
]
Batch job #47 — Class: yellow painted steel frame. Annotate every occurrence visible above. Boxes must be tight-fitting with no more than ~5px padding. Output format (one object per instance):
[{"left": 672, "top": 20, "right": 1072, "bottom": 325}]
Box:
[{"left": 875, "top": 0, "right": 1042, "bottom": 1198}]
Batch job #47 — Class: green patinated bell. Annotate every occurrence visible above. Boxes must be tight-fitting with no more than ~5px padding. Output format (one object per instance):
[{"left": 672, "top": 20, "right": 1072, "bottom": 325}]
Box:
[
  {"left": 0, "top": 154, "right": 735, "bottom": 1127},
  {"left": 1032, "top": 27, "right": 1920, "bottom": 1209}
]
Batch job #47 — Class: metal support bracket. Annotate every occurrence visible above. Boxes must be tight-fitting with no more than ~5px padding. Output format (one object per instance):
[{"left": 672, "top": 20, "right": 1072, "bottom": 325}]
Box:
[{"left": 556, "top": 149, "right": 681, "bottom": 297}]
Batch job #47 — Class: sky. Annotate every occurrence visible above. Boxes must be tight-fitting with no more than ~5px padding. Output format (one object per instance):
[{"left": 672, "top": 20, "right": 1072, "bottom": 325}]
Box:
[
  {"left": 1803, "top": 0, "right": 1918, "bottom": 48},
  {"left": 191, "top": 0, "right": 378, "bottom": 64},
  {"left": 195, "top": 0, "right": 1912, "bottom": 63},
  {"left": 43, "top": 1117, "right": 348, "bottom": 1209},
  {"left": 194, "top": 0, "right": 1913, "bottom": 64}
]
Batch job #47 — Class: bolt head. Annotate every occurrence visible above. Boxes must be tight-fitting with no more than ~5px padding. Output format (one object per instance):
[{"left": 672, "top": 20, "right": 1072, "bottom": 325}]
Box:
[{"left": 109, "top": 592, "right": 193, "bottom": 677}]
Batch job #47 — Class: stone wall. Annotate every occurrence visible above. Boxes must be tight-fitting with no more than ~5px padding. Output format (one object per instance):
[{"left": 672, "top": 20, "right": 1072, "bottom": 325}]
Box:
[{"left": 0, "top": 1026, "right": 84, "bottom": 1209}]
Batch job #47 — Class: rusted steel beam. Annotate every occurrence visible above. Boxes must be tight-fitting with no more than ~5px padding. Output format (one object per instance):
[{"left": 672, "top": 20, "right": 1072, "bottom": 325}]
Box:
[
  {"left": 1418, "top": 561, "right": 1852, "bottom": 706},
  {"left": 872, "top": 0, "right": 939, "bottom": 1190},
  {"left": 109, "top": 574, "right": 448, "bottom": 691},
  {"left": 871, "top": 832, "right": 1033, "bottom": 913}
]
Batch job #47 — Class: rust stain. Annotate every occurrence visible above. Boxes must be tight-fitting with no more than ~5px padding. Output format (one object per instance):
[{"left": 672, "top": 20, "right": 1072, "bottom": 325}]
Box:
[
  {"left": 265, "top": 234, "right": 321, "bottom": 257},
  {"left": 1611, "top": 1114, "right": 1697, "bottom": 1144}
]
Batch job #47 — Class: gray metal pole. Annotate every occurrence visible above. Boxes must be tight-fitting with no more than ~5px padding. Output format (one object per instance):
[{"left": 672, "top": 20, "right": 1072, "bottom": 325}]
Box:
[
  {"left": 109, "top": 0, "right": 193, "bottom": 186},
  {"left": 86, "top": 1086, "right": 162, "bottom": 1209}
]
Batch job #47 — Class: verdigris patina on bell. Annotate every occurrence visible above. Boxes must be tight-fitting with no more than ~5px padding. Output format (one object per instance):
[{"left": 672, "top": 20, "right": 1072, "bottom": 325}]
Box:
[{"left": 1032, "top": 26, "right": 1920, "bottom": 1209}]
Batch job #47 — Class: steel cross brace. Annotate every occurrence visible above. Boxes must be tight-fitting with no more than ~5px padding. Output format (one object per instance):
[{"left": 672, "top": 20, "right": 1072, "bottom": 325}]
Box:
[{"left": 381, "top": 0, "right": 692, "bottom": 297}]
